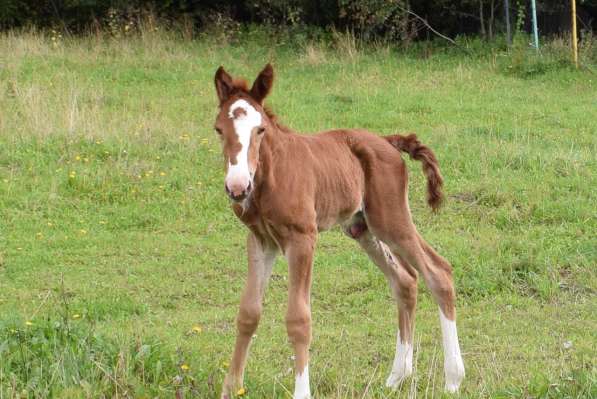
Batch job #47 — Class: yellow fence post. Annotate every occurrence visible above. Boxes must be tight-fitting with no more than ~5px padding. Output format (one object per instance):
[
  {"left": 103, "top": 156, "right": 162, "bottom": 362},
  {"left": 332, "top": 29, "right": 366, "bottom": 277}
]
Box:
[{"left": 571, "top": 0, "right": 579, "bottom": 68}]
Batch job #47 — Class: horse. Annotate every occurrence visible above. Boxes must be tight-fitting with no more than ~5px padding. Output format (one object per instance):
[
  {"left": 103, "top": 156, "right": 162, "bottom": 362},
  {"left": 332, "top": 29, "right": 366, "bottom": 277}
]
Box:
[{"left": 212, "top": 64, "right": 465, "bottom": 398}]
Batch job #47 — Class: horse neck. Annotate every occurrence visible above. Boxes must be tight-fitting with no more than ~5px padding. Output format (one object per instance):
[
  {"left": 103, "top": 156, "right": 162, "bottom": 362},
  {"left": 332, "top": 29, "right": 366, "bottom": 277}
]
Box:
[{"left": 254, "top": 122, "right": 292, "bottom": 192}]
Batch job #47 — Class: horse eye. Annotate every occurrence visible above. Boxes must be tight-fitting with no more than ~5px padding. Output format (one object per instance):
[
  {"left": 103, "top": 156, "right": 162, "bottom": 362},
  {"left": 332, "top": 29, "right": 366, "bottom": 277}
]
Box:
[
  {"left": 214, "top": 127, "right": 222, "bottom": 135},
  {"left": 256, "top": 127, "right": 265, "bottom": 135}
]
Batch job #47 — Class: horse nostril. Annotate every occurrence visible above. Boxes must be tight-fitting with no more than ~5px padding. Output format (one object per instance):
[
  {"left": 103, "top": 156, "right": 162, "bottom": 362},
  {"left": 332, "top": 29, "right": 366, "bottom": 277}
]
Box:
[
  {"left": 225, "top": 180, "right": 252, "bottom": 202},
  {"left": 230, "top": 191, "right": 247, "bottom": 201}
]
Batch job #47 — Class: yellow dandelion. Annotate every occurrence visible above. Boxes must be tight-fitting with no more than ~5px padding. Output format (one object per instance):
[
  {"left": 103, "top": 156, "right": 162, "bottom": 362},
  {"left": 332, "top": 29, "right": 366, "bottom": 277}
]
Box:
[
  {"left": 156, "top": 156, "right": 161, "bottom": 160},
  {"left": 222, "top": 361, "right": 229, "bottom": 368},
  {"left": 36, "top": 232, "right": 43, "bottom": 238},
  {"left": 17, "top": 247, "right": 22, "bottom": 250},
  {"left": 192, "top": 325, "right": 202, "bottom": 334},
  {"left": 2, "top": 179, "right": 8, "bottom": 183},
  {"left": 79, "top": 229, "right": 87, "bottom": 235},
  {"left": 75, "top": 155, "right": 81, "bottom": 161},
  {"left": 104, "top": 151, "right": 109, "bottom": 155},
  {"left": 158, "top": 185, "right": 165, "bottom": 189},
  {"left": 99, "top": 220, "right": 107, "bottom": 225},
  {"left": 25, "top": 321, "right": 33, "bottom": 326},
  {"left": 159, "top": 171, "right": 166, "bottom": 176},
  {"left": 180, "top": 364, "right": 190, "bottom": 371},
  {"left": 69, "top": 171, "right": 76, "bottom": 178},
  {"left": 236, "top": 387, "right": 246, "bottom": 396},
  {"left": 95, "top": 140, "right": 102, "bottom": 145},
  {"left": 72, "top": 314, "right": 81, "bottom": 319},
  {"left": 83, "top": 158, "right": 89, "bottom": 163},
  {"left": 47, "top": 222, "right": 53, "bottom": 227}
]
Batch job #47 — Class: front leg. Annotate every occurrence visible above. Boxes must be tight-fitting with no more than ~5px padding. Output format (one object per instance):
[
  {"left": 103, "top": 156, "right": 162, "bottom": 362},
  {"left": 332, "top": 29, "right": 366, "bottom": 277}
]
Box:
[
  {"left": 285, "top": 232, "right": 316, "bottom": 399},
  {"left": 221, "top": 233, "right": 277, "bottom": 399}
]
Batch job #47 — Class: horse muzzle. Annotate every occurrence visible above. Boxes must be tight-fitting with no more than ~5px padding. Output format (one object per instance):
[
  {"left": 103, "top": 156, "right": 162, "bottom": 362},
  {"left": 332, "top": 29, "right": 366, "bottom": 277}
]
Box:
[{"left": 225, "top": 180, "right": 252, "bottom": 202}]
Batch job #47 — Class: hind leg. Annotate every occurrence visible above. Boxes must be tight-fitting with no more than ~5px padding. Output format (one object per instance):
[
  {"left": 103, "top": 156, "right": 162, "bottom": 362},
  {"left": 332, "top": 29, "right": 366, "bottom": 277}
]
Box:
[
  {"left": 362, "top": 161, "right": 464, "bottom": 392},
  {"left": 366, "top": 219, "right": 465, "bottom": 392},
  {"left": 417, "top": 237, "right": 465, "bottom": 392},
  {"left": 345, "top": 215, "right": 417, "bottom": 388}
]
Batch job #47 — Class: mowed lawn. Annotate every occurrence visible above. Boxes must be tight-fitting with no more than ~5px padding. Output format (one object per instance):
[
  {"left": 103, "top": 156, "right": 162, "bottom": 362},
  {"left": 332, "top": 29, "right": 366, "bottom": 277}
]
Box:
[{"left": 0, "top": 31, "right": 595, "bottom": 398}]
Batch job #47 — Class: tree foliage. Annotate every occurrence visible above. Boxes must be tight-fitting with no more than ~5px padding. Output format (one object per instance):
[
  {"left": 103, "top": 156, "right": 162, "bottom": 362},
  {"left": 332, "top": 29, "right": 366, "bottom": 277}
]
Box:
[{"left": 0, "top": 0, "right": 595, "bottom": 39}]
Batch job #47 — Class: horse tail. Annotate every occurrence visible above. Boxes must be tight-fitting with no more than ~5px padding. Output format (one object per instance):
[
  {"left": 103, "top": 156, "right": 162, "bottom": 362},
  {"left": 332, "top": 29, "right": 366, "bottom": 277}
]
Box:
[{"left": 385, "top": 134, "right": 444, "bottom": 211}]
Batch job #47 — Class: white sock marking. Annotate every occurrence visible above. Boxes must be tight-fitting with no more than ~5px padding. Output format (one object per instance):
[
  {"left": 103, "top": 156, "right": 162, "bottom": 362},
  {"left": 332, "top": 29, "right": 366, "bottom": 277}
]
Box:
[
  {"left": 386, "top": 331, "right": 413, "bottom": 388},
  {"left": 293, "top": 364, "right": 311, "bottom": 399},
  {"left": 439, "top": 308, "right": 465, "bottom": 393},
  {"left": 226, "top": 99, "right": 261, "bottom": 187}
]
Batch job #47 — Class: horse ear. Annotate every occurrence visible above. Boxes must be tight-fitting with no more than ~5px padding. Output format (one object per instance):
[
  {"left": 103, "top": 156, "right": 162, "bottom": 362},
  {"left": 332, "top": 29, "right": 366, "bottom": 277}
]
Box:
[
  {"left": 214, "top": 66, "right": 234, "bottom": 104},
  {"left": 250, "top": 63, "right": 274, "bottom": 104}
]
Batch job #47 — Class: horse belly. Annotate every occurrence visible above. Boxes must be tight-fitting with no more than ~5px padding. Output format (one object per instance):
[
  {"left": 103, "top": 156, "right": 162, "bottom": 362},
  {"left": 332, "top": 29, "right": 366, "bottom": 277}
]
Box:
[{"left": 314, "top": 176, "right": 363, "bottom": 231}]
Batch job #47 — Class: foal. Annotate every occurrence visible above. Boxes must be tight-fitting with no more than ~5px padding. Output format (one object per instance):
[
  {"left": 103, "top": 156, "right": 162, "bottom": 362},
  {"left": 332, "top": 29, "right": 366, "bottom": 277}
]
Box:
[{"left": 213, "top": 64, "right": 465, "bottom": 398}]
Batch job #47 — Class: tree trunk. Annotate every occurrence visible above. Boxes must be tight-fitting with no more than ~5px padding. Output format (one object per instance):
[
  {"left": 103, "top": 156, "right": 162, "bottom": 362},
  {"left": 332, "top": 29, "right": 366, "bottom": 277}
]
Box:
[
  {"left": 489, "top": 0, "right": 495, "bottom": 40},
  {"left": 479, "top": 0, "right": 486, "bottom": 39},
  {"left": 399, "top": 0, "right": 413, "bottom": 44},
  {"left": 504, "top": 0, "right": 512, "bottom": 46}
]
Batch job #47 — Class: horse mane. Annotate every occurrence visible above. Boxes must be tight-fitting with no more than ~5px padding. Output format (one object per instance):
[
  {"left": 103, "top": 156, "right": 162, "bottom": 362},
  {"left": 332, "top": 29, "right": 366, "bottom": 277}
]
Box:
[{"left": 264, "top": 106, "right": 293, "bottom": 133}]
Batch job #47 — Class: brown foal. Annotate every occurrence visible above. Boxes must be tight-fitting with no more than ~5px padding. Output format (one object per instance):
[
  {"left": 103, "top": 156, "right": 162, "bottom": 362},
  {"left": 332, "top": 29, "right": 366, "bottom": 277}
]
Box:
[{"left": 213, "top": 64, "right": 465, "bottom": 399}]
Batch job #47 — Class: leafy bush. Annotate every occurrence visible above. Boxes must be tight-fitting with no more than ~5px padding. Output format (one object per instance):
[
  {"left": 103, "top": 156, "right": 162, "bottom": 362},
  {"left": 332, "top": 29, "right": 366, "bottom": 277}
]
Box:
[
  {"left": 337, "top": 0, "right": 413, "bottom": 42},
  {"left": 1, "top": 0, "right": 594, "bottom": 43}
]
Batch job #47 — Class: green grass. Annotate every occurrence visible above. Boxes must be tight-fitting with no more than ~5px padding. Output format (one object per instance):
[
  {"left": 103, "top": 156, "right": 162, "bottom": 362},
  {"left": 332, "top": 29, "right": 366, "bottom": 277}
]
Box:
[{"left": 0, "top": 29, "right": 595, "bottom": 398}]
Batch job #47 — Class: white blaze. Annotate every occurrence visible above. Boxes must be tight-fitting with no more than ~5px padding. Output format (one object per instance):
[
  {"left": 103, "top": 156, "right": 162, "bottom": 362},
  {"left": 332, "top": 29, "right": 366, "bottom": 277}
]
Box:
[
  {"left": 386, "top": 331, "right": 413, "bottom": 388},
  {"left": 226, "top": 99, "right": 261, "bottom": 191},
  {"left": 439, "top": 308, "right": 465, "bottom": 392},
  {"left": 293, "top": 365, "right": 311, "bottom": 399}
]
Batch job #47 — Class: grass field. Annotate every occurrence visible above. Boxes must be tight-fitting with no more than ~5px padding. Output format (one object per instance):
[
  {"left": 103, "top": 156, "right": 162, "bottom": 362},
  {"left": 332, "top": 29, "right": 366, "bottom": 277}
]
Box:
[{"left": 0, "top": 28, "right": 596, "bottom": 398}]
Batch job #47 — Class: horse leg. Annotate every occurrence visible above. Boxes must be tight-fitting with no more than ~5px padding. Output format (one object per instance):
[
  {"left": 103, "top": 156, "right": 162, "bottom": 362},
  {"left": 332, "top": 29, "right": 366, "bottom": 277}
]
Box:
[
  {"left": 221, "top": 233, "right": 277, "bottom": 399},
  {"left": 285, "top": 231, "right": 316, "bottom": 399},
  {"left": 345, "top": 215, "right": 418, "bottom": 388},
  {"left": 363, "top": 161, "right": 465, "bottom": 392},
  {"left": 366, "top": 216, "right": 465, "bottom": 392},
  {"left": 417, "top": 236, "right": 466, "bottom": 392}
]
